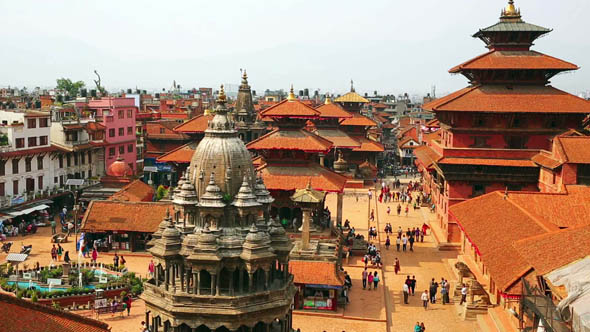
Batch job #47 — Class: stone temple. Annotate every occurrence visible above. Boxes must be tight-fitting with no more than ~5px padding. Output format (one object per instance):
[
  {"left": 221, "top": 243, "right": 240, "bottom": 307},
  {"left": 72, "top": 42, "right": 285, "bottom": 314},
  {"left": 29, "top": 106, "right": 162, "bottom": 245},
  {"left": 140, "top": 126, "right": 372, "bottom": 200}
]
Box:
[{"left": 142, "top": 86, "right": 296, "bottom": 332}]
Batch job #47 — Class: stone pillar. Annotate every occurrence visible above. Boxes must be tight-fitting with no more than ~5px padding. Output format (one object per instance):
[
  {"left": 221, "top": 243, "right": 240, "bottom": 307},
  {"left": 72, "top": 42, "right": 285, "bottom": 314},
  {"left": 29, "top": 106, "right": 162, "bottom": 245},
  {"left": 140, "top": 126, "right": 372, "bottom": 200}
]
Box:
[
  {"left": 194, "top": 272, "right": 199, "bottom": 295},
  {"left": 211, "top": 274, "right": 217, "bottom": 295},
  {"left": 216, "top": 271, "right": 221, "bottom": 295},
  {"left": 239, "top": 269, "right": 244, "bottom": 293},
  {"left": 301, "top": 208, "right": 311, "bottom": 250},
  {"left": 230, "top": 269, "right": 235, "bottom": 295},
  {"left": 171, "top": 265, "right": 176, "bottom": 287},
  {"left": 264, "top": 270, "right": 269, "bottom": 290},
  {"left": 336, "top": 191, "right": 344, "bottom": 228},
  {"left": 248, "top": 272, "right": 254, "bottom": 292},
  {"left": 155, "top": 265, "right": 160, "bottom": 287},
  {"left": 284, "top": 262, "right": 289, "bottom": 282},
  {"left": 319, "top": 153, "right": 325, "bottom": 166},
  {"left": 165, "top": 266, "right": 170, "bottom": 291}
]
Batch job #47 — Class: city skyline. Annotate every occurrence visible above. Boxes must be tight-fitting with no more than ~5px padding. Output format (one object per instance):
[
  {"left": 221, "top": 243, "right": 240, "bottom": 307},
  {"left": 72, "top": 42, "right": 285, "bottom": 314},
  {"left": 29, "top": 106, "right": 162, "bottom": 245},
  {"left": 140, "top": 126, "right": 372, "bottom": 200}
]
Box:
[{"left": 1, "top": 0, "right": 589, "bottom": 97}]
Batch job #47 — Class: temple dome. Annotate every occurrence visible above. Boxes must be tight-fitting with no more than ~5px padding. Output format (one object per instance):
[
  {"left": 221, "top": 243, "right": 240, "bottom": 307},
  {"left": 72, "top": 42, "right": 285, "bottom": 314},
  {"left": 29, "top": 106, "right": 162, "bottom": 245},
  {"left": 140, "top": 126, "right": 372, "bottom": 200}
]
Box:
[
  {"left": 189, "top": 85, "right": 256, "bottom": 198},
  {"left": 107, "top": 156, "right": 133, "bottom": 177}
]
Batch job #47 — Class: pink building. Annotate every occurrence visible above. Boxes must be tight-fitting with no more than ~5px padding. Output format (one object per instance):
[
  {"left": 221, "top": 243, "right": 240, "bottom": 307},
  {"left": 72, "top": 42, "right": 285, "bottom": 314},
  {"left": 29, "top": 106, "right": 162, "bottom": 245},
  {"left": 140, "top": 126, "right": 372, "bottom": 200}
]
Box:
[{"left": 87, "top": 98, "right": 137, "bottom": 174}]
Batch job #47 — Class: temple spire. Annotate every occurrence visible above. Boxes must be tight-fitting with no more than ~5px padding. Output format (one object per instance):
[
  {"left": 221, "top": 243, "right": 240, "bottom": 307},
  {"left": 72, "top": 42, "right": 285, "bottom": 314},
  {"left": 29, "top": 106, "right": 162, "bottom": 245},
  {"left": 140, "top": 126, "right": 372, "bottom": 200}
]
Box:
[
  {"left": 217, "top": 84, "right": 227, "bottom": 105},
  {"left": 241, "top": 69, "right": 248, "bottom": 85},
  {"left": 287, "top": 84, "right": 296, "bottom": 101},
  {"left": 324, "top": 94, "right": 332, "bottom": 105},
  {"left": 501, "top": 0, "right": 521, "bottom": 20},
  {"left": 350, "top": 79, "right": 355, "bottom": 92}
]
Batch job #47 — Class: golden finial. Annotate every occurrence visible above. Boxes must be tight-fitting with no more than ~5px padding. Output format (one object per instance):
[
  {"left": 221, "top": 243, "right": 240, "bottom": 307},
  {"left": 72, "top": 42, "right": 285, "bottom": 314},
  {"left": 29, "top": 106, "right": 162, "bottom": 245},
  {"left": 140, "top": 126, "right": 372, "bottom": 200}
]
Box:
[
  {"left": 501, "top": 0, "right": 520, "bottom": 19},
  {"left": 350, "top": 79, "right": 355, "bottom": 93},
  {"left": 242, "top": 69, "right": 248, "bottom": 80},
  {"left": 287, "top": 84, "right": 296, "bottom": 101},
  {"left": 324, "top": 94, "right": 332, "bottom": 105},
  {"left": 217, "top": 84, "right": 226, "bottom": 103}
]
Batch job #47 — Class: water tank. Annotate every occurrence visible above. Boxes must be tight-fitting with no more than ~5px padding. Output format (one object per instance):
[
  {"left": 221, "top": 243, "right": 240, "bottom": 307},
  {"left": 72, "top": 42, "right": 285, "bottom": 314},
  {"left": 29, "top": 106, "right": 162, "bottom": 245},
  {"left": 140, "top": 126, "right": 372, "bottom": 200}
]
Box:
[
  {"left": 304, "top": 88, "right": 309, "bottom": 97},
  {"left": 80, "top": 89, "right": 87, "bottom": 97},
  {"left": 90, "top": 90, "right": 97, "bottom": 97},
  {"left": 127, "top": 89, "right": 132, "bottom": 94}
]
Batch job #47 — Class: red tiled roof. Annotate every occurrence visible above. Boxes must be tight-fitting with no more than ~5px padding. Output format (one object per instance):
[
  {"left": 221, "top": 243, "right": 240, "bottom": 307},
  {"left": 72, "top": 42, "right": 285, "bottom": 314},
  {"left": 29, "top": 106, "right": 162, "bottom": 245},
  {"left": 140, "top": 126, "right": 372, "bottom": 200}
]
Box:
[
  {"left": 423, "top": 85, "right": 590, "bottom": 114},
  {"left": 314, "top": 129, "right": 361, "bottom": 149},
  {"left": 315, "top": 103, "right": 352, "bottom": 119},
  {"left": 413, "top": 145, "right": 442, "bottom": 169},
  {"left": 108, "top": 179, "right": 155, "bottom": 202},
  {"left": 289, "top": 260, "right": 344, "bottom": 287},
  {"left": 438, "top": 157, "right": 537, "bottom": 167},
  {"left": 247, "top": 129, "right": 333, "bottom": 153},
  {"left": 156, "top": 141, "right": 197, "bottom": 163},
  {"left": 174, "top": 114, "right": 214, "bottom": 133},
  {"left": 0, "top": 145, "right": 59, "bottom": 158},
  {"left": 531, "top": 151, "right": 561, "bottom": 169},
  {"left": 259, "top": 99, "right": 320, "bottom": 118},
  {"left": 258, "top": 162, "right": 347, "bottom": 192},
  {"left": 351, "top": 137, "right": 384, "bottom": 152},
  {"left": 556, "top": 136, "right": 590, "bottom": 164},
  {"left": 425, "top": 119, "right": 440, "bottom": 127},
  {"left": 340, "top": 112, "right": 377, "bottom": 127},
  {"left": 449, "top": 50, "right": 579, "bottom": 73},
  {"left": 0, "top": 292, "right": 110, "bottom": 332},
  {"left": 82, "top": 201, "right": 172, "bottom": 233},
  {"left": 422, "top": 131, "right": 441, "bottom": 145},
  {"left": 252, "top": 155, "right": 265, "bottom": 168},
  {"left": 398, "top": 136, "right": 419, "bottom": 149}
]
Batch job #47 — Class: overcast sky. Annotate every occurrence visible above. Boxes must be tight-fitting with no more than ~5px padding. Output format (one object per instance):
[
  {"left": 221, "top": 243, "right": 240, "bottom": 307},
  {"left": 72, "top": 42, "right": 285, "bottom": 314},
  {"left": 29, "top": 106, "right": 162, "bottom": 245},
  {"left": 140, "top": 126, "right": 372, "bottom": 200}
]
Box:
[{"left": 1, "top": 0, "right": 589, "bottom": 97}]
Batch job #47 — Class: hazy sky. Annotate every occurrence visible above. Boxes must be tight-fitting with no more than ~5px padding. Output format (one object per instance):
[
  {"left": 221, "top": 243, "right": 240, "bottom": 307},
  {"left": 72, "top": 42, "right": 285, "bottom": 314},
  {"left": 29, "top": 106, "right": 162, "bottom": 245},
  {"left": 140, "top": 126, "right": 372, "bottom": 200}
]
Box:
[{"left": 1, "top": 0, "right": 589, "bottom": 97}]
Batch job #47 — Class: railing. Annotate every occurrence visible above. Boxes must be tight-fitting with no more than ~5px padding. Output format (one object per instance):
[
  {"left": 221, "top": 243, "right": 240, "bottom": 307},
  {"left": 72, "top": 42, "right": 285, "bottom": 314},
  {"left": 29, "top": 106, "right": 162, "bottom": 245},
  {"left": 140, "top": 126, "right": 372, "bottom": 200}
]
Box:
[
  {"left": 0, "top": 181, "right": 100, "bottom": 209},
  {"left": 65, "top": 139, "right": 90, "bottom": 146}
]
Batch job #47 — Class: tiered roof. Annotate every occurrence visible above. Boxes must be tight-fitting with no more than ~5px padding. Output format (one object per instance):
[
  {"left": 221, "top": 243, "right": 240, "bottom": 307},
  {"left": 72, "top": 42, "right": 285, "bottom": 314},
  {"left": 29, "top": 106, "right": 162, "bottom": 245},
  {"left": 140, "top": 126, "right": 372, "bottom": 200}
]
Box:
[
  {"left": 290, "top": 260, "right": 344, "bottom": 287},
  {"left": 532, "top": 135, "right": 590, "bottom": 169},
  {"left": 339, "top": 112, "right": 377, "bottom": 126},
  {"left": 259, "top": 91, "right": 320, "bottom": 119},
  {"left": 313, "top": 128, "right": 361, "bottom": 149},
  {"left": 334, "top": 91, "right": 369, "bottom": 104},
  {"left": 157, "top": 141, "right": 198, "bottom": 164},
  {"left": 449, "top": 50, "right": 578, "bottom": 73},
  {"left": 257, "top": 163, "right": 347, "bottom": 193},
  {"left": 82, "top": 201, "right": 173, "bottom": 233},
  {"left": 315, "top": 102, "right": 352, "bottom": 119},
  {"left": 352, "top": 136, "right": 385, "bottom": 152},
  {"left": 247, "top": 129, "right": 333, "bottom": 153},
  {"left": 174, "top": 114, "right": 214, "bottom": 134},
  {"left": 108, "top": 179, "right": 155, "bottom": 202}
]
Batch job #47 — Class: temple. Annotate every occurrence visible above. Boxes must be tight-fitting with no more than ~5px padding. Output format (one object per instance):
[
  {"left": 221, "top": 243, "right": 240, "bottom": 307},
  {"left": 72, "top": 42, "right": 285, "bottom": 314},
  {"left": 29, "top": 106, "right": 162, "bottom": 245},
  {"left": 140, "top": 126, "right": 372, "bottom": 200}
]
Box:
[
  {"left": 141, "top": 86, "right": 295, "bottom": 332},
  {"left": 414, "top": 0, "right": 590, "bottom": 244},
  {"left": 233, "top": 70, "right": 267, "bottom": 143}
]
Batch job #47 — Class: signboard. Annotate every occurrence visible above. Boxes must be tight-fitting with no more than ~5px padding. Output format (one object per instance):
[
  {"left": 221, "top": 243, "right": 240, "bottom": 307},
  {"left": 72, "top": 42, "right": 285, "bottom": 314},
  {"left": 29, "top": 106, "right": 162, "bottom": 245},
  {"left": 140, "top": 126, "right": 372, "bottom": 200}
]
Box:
[
  {"left": 143, "top": 166, "right": 158, "bottom": 173},
  {"left": 155, "top": 162, "right": 172, "bottom": 172},
  {"left": 23, "top": 272, "right": 32, "bottom": 280},
  {"left": 99, "top": 276, "right": 108, "bottom": 284},
  {"left": 47, "top": 278, "right": 62, "bottom": 286},
  {"left": 11, "top": 195, "right": 25, "bottom": 205},
  {"left": 66, "top": 179, "right": 85, "bottom": 186},
  {"left": 95, "top": 298, "right": 108, "bottom": 308}
]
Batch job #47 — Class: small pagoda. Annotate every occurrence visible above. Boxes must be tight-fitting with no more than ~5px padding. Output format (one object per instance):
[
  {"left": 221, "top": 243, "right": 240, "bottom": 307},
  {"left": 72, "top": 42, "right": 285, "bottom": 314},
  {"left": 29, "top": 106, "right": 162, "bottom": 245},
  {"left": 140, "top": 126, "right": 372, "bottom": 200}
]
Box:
[{"left": 233, "top": 70, "right": 267, "bottom": 143}]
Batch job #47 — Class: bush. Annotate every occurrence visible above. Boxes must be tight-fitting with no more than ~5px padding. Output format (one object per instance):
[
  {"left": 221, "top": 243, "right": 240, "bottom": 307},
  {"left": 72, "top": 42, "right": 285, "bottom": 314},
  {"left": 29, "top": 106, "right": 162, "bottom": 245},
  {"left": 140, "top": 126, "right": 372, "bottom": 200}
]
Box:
[
  {"left": 31, "top": 292, "right": 38, "bottom": 302},
  {"left": 16, "top": 289, "right": 24, "bottom": 299}
]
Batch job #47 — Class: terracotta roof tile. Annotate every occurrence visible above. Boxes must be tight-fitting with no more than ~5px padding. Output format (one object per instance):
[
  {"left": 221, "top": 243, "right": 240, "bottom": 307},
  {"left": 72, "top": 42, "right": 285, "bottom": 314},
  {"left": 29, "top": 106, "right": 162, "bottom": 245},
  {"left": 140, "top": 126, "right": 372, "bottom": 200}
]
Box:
[
  {"left": 174, "top": 114, "right": 214, "bottom": 133},
  {"left": 339, "top": 112, "right": 377, "bottom": 127},
  {"left": 531, "top": 151, "right": 562, "bottom": 169},
  {"left": 0, "top": 145, "right": 59, "bottom": 158},
  {"left": 258, "top": 163, "right": 347, "bottom": 193},
  {"left": 157, "top": 141, "right": 197, "bottom": 163},
  {"left": 424, "top": 85, "right": 590, "bottom": 114},
  {"left": 351, "top": 136, "right": 384, "bottom": 152},
  {"left": 334, "top": 91, "right": 369, "bottom": 103},
  {"left": 314, "top": 129, "right": 361, "bottom": 149},
  {"left": 108, "top": 179, "right": 155, "bottom": 202},
  {"left": 556, "top": 136, "right": 590, "bottom": 164},
  {"left": 259, "top": 99, "right": 320, "bottom": 118},
  {"left": 247, "top": 129, "right": 333, "bottom": 153},
  {"left": 450, "top": 50, "right": 579, "bottom": 73},
  {"left": 438, "top": 157, "right": 537, "bottom": 167},
  {"left": 82, "top": 201, "right": 172, "bottom": 233},
  {"left": 315, "top": 103, "right": 353, "bottom": 119},
  {"left": 413, "top": 145, "right": 442, "bottom": 169},
  {"left": 0, "top": 292, "right": 110, "bottom": 332},
  {"left": 289, "top": 260, "right": 344, "bottom": 287},
  {"left": 252, "top": 155, "right": 265, "bottom": 168}
]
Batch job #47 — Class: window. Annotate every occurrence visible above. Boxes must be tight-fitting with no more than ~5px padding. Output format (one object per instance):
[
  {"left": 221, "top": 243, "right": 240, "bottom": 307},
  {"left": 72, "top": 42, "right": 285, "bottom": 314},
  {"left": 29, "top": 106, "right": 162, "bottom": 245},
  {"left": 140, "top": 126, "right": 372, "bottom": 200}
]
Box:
[
  {"left": 472, "top": 184, "right": 486, "bottom": 197},
  {"left": 471, "top": 136, "right": 489, "bottom": 148},
  {"left": 118, "top": 128, "right": 124, "bottom": 136},
  {"left": 127, "top": 126, "right": 133, "bottom": 135},
  {"left": 25, "top": 158, "right": 32, "bottom": 172},
  {"left": 578, "top": 164, "right": 590, "bottom": 185},
  {"left": 160, "top": 128, "right": 165, "bottom": 134},
  {"left": 16, "top": 138, "right": 25, "bottom": 148},
  {"left": 67, "top": 155, "right": 71, "bottom": 167},
  {"left": 119, "top": 146, "right": 124, "bottom": 155},
  {"left": 59, "top": 156, "right": 64, "bottom": 168},
  {"left": 0, "top": 183, "right": 4, "bottom": 196},
  {"left": 88, "top": 170, "right": 92, "bottom": 178},
  {"left": 88, "top": 151, "right": 92, "bottom": 164},
  {"left": 127, "top": 110, "right": 133, "bottom": 118},
  {"left": 118, "top": 110, "right": 124, "bottom": 119},
  {"left": 38, "top": 176, "right": 43, "bottom": 190},
  {"left": 39, "top": 135, "right": 48, "bottom": 145},
  {"left": 0, "top": 160, "right": 4, "bottom": 176},
  {"left": 109, "top": 147, "right": 115, "bottom": 156},
  {"left": 28, "top": 137, "right": 37, "bottom": 147},
  {"left": 27, "top": 118, "right": 36, "bottom": 128},
  {"left": 37, "top": 156, "right": 43, "bottom": 170},
  {"left": 73, "top": 153, "right": 78, "bottom": 166},
  {"left": 13, "top": 180, "right": 18, "bottom": 195},
  {"left": 12, "top": 160, "right": 19, "bottom": 174},
  {"left": 26, "top": 178, "right": 34, "bottom": 192},
  {"left": 81, "top": 153, "right": 85, "bottom": 164},
  {"left": 54, "top": 177, "right": 58, "bottom": 184},
  {"left": 127, "top": 144, "right": 133, "bottom": 153},
  {"left": 39, "top": 118, "right": 49, "bottom": 127},
  {"left": 109, "top": 128, "right": 115, "bottom": 137},
  {"left": 81, "top": 171, "right": 85, "bottom": 179}
]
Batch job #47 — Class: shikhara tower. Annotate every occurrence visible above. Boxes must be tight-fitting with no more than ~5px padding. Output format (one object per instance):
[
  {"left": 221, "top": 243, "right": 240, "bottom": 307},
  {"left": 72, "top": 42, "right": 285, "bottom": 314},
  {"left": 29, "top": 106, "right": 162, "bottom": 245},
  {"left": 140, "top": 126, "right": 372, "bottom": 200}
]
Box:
[{"left": 142, "top": 86, "right": 295, "bottom": 332}]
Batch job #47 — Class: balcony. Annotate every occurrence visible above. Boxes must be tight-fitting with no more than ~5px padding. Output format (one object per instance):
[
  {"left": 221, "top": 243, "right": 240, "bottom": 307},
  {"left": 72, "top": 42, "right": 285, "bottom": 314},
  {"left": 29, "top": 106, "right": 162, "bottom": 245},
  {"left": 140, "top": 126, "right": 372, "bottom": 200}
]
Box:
[{"left": 65, "top": 139, "right": 90, "bottom": 146}]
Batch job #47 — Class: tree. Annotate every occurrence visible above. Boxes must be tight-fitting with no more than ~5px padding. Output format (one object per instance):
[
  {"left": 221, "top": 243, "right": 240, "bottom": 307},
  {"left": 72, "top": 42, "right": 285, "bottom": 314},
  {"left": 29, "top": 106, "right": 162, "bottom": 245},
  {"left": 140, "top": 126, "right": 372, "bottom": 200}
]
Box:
[{"left": 56, "top": 78, "right": 85, "bottom": 98}]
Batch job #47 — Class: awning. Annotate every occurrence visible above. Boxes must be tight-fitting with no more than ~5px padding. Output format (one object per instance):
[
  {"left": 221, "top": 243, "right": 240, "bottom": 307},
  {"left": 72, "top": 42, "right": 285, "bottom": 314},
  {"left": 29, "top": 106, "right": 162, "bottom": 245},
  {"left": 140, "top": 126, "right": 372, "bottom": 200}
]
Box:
[
  {"left": 6, "top": 203, "right": 51, "bottom": 217},
  {"left": 6, "top": 253, "right": 28, "bottom": 263}
]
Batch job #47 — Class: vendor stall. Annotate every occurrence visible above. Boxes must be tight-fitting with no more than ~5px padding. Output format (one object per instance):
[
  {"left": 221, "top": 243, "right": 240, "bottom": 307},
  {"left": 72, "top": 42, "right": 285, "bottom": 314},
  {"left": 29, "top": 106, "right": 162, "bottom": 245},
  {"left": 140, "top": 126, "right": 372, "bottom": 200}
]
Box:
[{"left": 290, "top": 260, "right": 344, "bottom": 311}]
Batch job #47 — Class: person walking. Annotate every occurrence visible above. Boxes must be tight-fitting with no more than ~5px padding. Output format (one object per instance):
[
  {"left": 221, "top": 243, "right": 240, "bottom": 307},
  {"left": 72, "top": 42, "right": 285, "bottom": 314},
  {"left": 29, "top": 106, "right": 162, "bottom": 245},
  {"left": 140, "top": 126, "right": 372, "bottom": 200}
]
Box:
[
  {"left": 396, "top": 236, "right": 401, "bottom": 251},
  {"left": 362, "top": 268, "right": 368, "bottom": 290},
  {"left": 394, "top": 258, "right": 401, "bottom": 274},
  {"left": 397, "top": 204, "right": 401, "bottom": 216},
  {"left": 122, "top": 293, "right": 132, "bottom": 316},
  {"left": 373, "top": 271, "right": 380, "bottom": 290},
  {"left": 385, "top": 236, "right": 390, "bottom": 250},
  {"left": 386, "top": 206, "right": 390, "bottom": 215},
  {"left": 64, "top": 251, "right": 70, "bottom": 264},
  {"left": 410, "top": 275, "right": 417, "bottom": 296},
  {"left": 403, "top": 283, "right": 409, "bottom": 304},
  {"left": 91, "top": 248, "right": 98, "bottom": 263},
  {"left": 149, "top": 259, "right": 155, "bottom": 278},
  {"left": 420, "top": 322, "right": 426, "bottom": 332},
  {"left": 51, "top": 244, "right": 57, "bottom": 262},
  {"left": 404, "top": 205, "right": 409, "bottom": 217},
  {"left": 441, "top": 280, "right": 448, "bottom": 305},
  {"left": 402, "top": 235, "right": 407, "bottom": 252},
  {"left": 429, "top": 279, "right": 439, "bottom": 304},
  {"left": 409, "top": 235, "right": 415, "bottom": 252},
  {"left": 50, "top": 218, "right": 56, "bottom": 235},
  {"left": 414, "top": 322, "right": 422, "bottom": 332},
  {"left": 367, "top": 271, "right": 374, "bottom": 290},
  {"left": 460, "top": 283, "right": 468, "bottom": 305},
  {"left": 420, "top": 229, "right": 425, "bottom": 242},
  {"left": 113, "top": 253, "right": 120, "bottom": 269},
  {"left": 57, "top": 244, "right": 63, "bottom": 261},
  {"left": 421, "top": 290, "right": 429, "bottom": 310}
]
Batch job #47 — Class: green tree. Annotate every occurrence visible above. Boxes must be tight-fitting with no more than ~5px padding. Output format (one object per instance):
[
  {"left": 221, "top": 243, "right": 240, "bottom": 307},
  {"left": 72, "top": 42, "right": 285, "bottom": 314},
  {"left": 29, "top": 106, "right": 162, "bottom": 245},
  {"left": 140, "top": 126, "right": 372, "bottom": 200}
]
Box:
[{"left": 56, "top": 78, "right": 85, "bottom": 98}]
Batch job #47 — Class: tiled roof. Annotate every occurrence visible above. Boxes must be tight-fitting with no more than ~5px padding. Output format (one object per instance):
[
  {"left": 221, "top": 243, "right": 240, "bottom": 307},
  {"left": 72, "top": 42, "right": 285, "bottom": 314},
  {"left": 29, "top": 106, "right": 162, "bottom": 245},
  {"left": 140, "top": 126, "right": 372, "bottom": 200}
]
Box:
[
  {"left": 174, "top": 114, "right": 214, "bottom": 133},
  {"left": 449, "top": 50, "right": 579, "bottom": 73},
  {"left": 0, "top": 292, "right": 110, "bottom": 332},
  {"left": 314, "top": 129, "right": 361, "bottom": 149},
  {"left": 422, "top": 131, "right": 441, "bottom": 145},
  {"left": 259, "top": 99, "right": 320, "bottom": 118},
  {"left": 252, "top": 155, "right": 265, "bottom": 168},
  {"left": 351, "top": 136, "right": 385, "bottom": 152},
  {"left": 450, "top": 191, "right": 559, "bottom": 292},
  {"left": 157, "top": 141, "right": 197, "bottom": 163},
  {"left": 108, "top": 179, "right": 155, "bottom": 202},
  {"left": 515, "top": 224, "right": 590, "bottom": 276},
  {"left": 339, "top": 112, "right": 377, "bottom": 127},
  {"left": 398, "top": 137, "right": 418, "bottom": 149},
  {"left": 531, "top": 151, "right": 561, "bottom": 169},
  {"left": 82, "top": 201, "right": 172, "bottom": 233},
  {"left": 413, "top": 145, "right": 442, "bottom": 169},
  {"left": 438, "top": 157, "right": 537, "bottom": 167},
  {"left": 289, "top": 260, "right": 344, "bottom": 287},
  {"left": 258, "top": 162, "right": 347, "bottom": 193},
  {"left": 423, "top": 85, "right": 590, "bottom": 114},
  {"left": 425, "top": 119, "right": 440, "bottom": 127},
  {"left": 315, "top": 103, "right": 352, "bottom": 118},
  {"left": 556, "top": 136, "right": 590, "bottom": 164},
  {"left": 334, "top": 91, "right": 369, "bottom": 103},
  {"left": 247, "top": 129, "right": 333, "bottom": 153},
  {"left": 0, "top": 145, "right": 59, "bottom": 158}
]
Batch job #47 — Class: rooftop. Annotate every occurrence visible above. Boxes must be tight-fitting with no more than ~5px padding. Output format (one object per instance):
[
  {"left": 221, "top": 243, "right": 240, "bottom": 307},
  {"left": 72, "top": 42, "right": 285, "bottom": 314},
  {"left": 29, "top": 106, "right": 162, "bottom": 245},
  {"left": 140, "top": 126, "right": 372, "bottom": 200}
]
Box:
[
  {"left": 81, "top": 201, "right": 173, "bottom": 233},
  {"left": 173, "top": 114, "right": 214, "bottom": 134},
  {"left": 449, "top": 50, "right": 578, "bottom": 73},
  {"left": 257, "top": 162, "right": 347, "bottom": 193},
  {"left": 156, "top": 141, "right": 198, "bottom": 164},
  {"left": 247, "top": 129, "right": 333, "bottom": 153},
  {"left": 108, "top": 179, "right": 155, "bottom": 202}
]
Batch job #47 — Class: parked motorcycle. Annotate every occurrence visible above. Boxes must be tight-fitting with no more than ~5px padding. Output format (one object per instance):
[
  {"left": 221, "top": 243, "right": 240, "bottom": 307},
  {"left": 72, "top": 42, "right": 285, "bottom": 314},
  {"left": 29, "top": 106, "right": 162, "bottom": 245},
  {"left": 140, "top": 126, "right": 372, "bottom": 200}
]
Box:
[
  {"left": 1, "top": 242, "right": 12, "bottom": 253},
  {"left": 20, "top": 244, "right": 32, "bottom": 255}
]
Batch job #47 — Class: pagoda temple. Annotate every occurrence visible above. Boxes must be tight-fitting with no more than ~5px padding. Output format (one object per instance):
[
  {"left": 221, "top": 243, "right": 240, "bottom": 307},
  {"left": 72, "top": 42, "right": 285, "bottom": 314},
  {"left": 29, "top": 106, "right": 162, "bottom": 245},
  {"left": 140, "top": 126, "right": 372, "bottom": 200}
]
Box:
[
  {"left": 141, "top": 86, "right": 295, "bottom": 332},
  {"left": 247, "top": 87, "right": 347, "bottom": 228},
  {"left": 233, "top": 70, "right": 267, "bottom": 143},
  {"left": 414, "top": 0, "right": 590, "bottom": 244}
]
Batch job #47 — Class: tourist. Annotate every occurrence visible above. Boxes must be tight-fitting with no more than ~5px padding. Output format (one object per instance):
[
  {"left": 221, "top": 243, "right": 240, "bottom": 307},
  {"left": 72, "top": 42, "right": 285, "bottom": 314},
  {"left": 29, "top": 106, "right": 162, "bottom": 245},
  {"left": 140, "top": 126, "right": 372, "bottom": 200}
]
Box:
[
  {"left": 396, "top": 236, "right": 401, "bottom": 251},
  {"left": 114, "top": 253, "right": 120, "bottom": 269},
  {"left": 397, "top": 226, "right": 402, "bottom": 237},
  {"left": 397, "top": 204, "right": 401, "bottom": 216},
  {"left": 367, "top": 270, "right": 374, "bottom": 290},
  {"left": 402, "top": 235, "right": 407, "bottom": 252},
  {"left": 394, "top": 258, "right": 400, "bottom": 274},
  {"left": 149, "top": 260, "right": 155, "bottom": 278},
  {"left": 64, "top": 251, "right": 70, "bottom": 264},
  {"left": 420, "top": 229, "right": 425, "bottom": 243},
  {"left": 421, "top": 223, "right": 429, "bottom": 237},
  {"left": 409, "top": 234, "right": 415, "bottom": 252},
  {"left": 444, "top": 279, "right": 451, "bottom": 304},
  {"left": 368, "top": 190, "right": 372, "bottom": 201},
  {"left": 410, "top": 276, "right": 417, "bottom": 296},
  {"left": 50, "top": 218, "right": 56, "bottom": 235},
  {"left": 386, "top": 206, "right": 391, "bottom": 215},
  {"left": 385, "top": 236, "right": 390, "bottom": 250},
  {"left": 460, "top": 283, "right": 468, "bottom": 305},
  {"left": 91, "top": 248, "right": 98, "bottom": 263},
  {"left": 441, "top": 279, "right": 449, "bottom": 305},
  {"left": 51, "top": 244, "right": 57, "bottom": 261},
  {"left": 414, "top": 322, "right": 422, "bottom": 332},
  {"left": 421, "top": 290, "right": 429, "bottom": 310},
  {"left": 402, "top": 282, "right": 409, "bottom": 304},
  {"left": 370, "top": 209, "right": 375, "bottom": 222},
  {"left": 120, "top": 255, "right": 126, "bottom": 267},
  {"left": 122, "top": 292, "right": 132, "bottom": 316},
  {"left": 405, "top": 205, "right": 409, "bottom": 217},
  {"left": 111, "top": 299, "right": 118, "bottom": 317},
  {"left": 57, "top": 244, "right": 63, "bottom": 261},
  {"left": 362, "top": 267, "right": 368, "bottom": 290},
  {"left": 420, "top": 322, "right": 426, "bottom": 332},
  {"left": 373, "top": 271, "right": 380, "bottom": 290},
  {"left": 344, "top": 271, "right": 352, "bottom": 289},
  {"left": 429, "top": 278, "right": 439, "bottom": 304}
]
